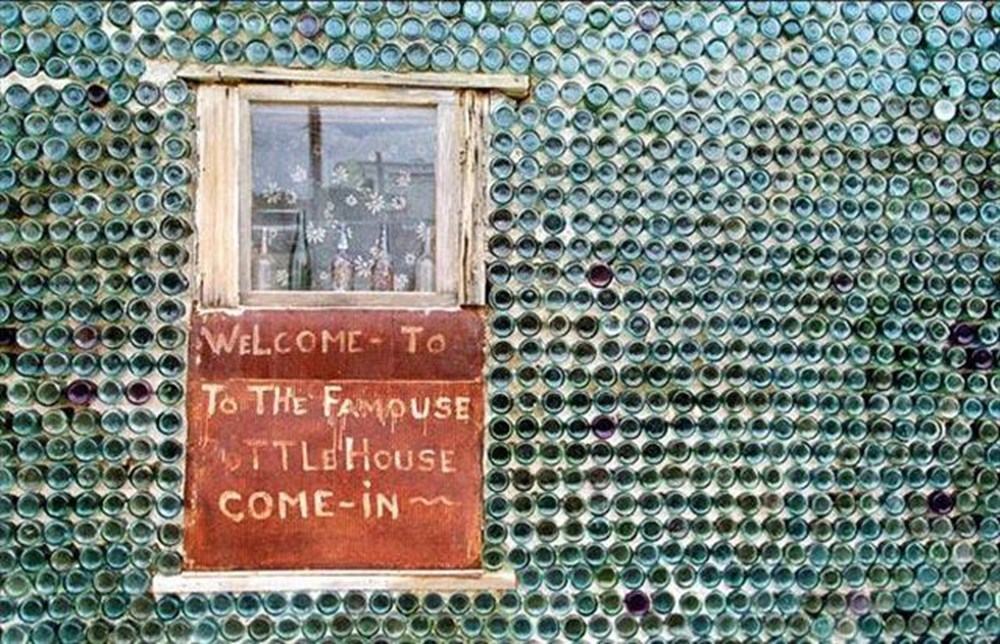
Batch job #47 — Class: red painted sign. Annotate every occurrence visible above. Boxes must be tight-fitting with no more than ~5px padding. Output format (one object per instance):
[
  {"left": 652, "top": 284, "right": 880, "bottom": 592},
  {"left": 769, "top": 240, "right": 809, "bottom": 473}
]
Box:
[{"left": 184, "top": 309, "right": 484, "bottom": 570}]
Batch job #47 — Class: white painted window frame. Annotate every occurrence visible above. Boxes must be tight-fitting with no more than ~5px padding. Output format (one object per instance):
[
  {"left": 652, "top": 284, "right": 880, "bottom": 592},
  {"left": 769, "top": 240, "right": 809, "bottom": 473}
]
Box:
[{"left": 187, "top": 66, "right": 527, "bottom": 310}]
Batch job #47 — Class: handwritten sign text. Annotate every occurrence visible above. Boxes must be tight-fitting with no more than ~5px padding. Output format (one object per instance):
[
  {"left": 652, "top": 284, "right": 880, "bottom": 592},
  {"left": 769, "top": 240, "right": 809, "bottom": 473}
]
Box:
[{"left": 184, "top": 309, "right": 484, "bottom": 570}]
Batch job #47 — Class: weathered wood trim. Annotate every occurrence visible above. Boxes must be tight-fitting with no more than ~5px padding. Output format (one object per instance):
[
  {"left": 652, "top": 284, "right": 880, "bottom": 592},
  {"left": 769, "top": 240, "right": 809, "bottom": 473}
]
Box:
[
  {"left": 240, "top": 291, "right": 458, "bottom": 309},
  {"left": 458, "top": 90, "right": 490, "bottom": 306},
  {"left": 236, "top": 92, "right": 253, "bottom": 302},
  {"left": 153, "top": 569, "right": 516, "bottom": 594},
  {"left": 436, "top": 100, "right": 461, "bottom": 298},
  {"left": 241, "top": 83, "right": 458, "bottom": 105},
  {"left": 194, "top": 84, "right": 240, "bottom": 308},
  {"left": 178, "top": 64, "right": 529, "bottom": 98}
]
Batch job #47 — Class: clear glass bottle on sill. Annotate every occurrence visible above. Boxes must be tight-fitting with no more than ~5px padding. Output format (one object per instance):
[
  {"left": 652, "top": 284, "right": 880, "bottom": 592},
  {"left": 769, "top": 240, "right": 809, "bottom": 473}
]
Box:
[
  {"left": 371, "top": 222, "right": 393, "bottom": 291},
  {"left": 330, "top": 226, "right": 352, "bottom": 292},
  {"left": 253, "top": 228, "right": 275, "bottom": 290},
  {"left": 414, "top": 225, "right": 435, "bottom": 292}
]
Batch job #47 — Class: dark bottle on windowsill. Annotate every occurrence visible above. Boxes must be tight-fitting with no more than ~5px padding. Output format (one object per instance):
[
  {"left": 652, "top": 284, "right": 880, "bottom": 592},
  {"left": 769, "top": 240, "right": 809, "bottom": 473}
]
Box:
[{"left": 288, "top": 210, "right": 313, "bottom": 291}]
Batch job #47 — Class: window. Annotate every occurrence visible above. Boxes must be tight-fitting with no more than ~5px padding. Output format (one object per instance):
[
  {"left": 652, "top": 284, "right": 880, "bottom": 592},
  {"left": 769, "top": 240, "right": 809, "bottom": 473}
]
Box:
[
  {"left": 169, "top": 66, "right": 526, "bottom": 594},
  {"left": 248, "top": 98, "right": 443, "bottom": 300},
  {"left": 188, "top": 67, "right": 526, "bottom": 309}
]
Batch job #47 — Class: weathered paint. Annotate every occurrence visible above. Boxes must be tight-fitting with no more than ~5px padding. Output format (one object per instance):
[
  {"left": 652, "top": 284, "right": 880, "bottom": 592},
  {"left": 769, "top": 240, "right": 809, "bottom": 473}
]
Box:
[{"left": 185, "top": 308, "right": 484, "bottom": 569}]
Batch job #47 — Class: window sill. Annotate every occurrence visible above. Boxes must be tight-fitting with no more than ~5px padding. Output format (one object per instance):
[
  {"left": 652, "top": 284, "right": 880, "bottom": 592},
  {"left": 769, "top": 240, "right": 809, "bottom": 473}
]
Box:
[{"left": 152, "top": 569, "right": 516, "bottom": 595}]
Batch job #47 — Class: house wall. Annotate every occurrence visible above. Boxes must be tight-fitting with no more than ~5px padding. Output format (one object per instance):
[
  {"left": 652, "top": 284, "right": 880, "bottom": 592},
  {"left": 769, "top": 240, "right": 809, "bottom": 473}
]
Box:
[{"left": 1, "top": 1, "right": 999, "bottom": 641}]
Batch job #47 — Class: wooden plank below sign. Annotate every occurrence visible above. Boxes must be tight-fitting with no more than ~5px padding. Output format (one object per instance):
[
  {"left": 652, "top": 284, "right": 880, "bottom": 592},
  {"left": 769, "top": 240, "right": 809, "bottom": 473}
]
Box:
[{"left": 153, "top": 569, "right": 517, "bottom": 594}]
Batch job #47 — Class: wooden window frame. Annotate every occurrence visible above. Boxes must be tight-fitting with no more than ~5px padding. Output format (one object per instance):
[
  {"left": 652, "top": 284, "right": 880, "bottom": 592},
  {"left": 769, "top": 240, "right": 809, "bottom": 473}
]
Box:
[
  {"left": 188, "top": 67, "right": 522, "bottom": 310},
  {"left": 166, "top": 67, "right": 525, "bottom": 593}
]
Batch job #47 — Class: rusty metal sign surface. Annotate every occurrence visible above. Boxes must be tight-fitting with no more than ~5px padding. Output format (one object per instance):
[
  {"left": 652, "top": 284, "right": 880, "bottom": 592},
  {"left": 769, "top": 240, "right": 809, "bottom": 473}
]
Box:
[{"left": 184, "top": 308, "right": 484, "bottom": 570}]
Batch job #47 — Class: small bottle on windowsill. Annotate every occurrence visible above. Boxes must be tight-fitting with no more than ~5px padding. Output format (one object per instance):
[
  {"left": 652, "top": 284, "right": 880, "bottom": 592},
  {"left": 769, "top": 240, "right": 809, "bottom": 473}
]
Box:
[
  {"left": 254, "top": 229, "right": 275, "bottom": 290},
  {"left": 414, "top": 225, "right": 434, "bottom": 292},
  {"left": 288, "top": 210, "right": 313, "bottom": 291},
  {"left": 371, "top": 223, "right": 393, "bottom": 291},
  {"left": 331, "top": 226, "right": 353, "bottom": 292}
]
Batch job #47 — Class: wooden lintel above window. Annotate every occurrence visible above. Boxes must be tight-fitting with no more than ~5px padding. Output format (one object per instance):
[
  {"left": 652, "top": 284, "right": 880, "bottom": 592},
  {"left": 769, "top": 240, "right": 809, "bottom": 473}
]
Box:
[
  {"left": 193, "top": 76, "right": 490, "bottom": 309},
  {"left": 177, "top": 64, "right": 530, "bottom": 98}
]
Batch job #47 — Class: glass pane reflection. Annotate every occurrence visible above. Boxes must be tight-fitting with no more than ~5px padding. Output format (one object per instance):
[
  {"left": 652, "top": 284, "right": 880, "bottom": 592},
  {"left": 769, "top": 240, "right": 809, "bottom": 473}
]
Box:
[{"left": 249, "top": 103, "right": 437, "bottom": 293}]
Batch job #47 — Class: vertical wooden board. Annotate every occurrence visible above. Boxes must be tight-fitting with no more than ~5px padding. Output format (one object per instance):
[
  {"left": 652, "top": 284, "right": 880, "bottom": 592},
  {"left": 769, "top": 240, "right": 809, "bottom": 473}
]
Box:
[
  {"left": 461, "top": 90, "right": 490, "bottom": 306},
  {"left": 436, "top": 100, "right": 461, "bottom": 298},
  {"left": 195, "top": 85, "right": 240, "bottom": 308}
]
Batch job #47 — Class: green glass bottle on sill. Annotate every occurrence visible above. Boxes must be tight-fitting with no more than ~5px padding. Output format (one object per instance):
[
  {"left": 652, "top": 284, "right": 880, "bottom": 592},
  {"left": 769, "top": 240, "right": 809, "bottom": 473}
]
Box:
[{"left": 288, "top": 210, "right": 312, "bottom": 291}]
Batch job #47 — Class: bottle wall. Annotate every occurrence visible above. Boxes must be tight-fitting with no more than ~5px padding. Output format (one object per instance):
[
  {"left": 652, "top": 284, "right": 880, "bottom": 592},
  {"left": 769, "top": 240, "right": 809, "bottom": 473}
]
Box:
[{"left": 1, "top": 1, "right": 999, "bottom": 641}]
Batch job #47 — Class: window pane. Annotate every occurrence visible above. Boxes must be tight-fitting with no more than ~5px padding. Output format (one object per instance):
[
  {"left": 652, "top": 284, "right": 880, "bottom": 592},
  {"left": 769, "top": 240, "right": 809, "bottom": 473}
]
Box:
[{"left": 249, "top": 103, "right": 437, "bottom": 293}]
